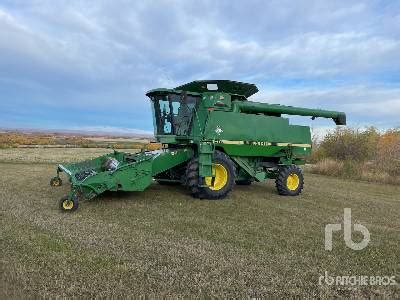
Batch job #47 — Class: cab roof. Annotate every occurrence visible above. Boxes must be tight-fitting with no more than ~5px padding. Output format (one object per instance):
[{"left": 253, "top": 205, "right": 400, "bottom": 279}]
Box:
[
  {"left": 175, "top": 80, "right": 259, "bottom": 98},
  {"left": 146, "top": 80, "right": 259, "bottom": 98}
]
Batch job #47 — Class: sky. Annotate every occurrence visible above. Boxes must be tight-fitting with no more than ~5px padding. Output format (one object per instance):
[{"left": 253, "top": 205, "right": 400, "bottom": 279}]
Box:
[{"left": 0, "top": 0, "right": 399, "bottom": 136}]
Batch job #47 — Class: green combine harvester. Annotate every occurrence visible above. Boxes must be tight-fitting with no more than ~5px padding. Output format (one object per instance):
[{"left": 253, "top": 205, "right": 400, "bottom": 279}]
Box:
[{"left": 50, "top": 80, "right": 346, "bottom": 211}]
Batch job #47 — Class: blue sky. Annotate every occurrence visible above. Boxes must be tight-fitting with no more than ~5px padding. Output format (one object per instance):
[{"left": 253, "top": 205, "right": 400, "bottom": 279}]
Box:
[{"left": 0, "top": 0, "right": 399, "bottom": 135}]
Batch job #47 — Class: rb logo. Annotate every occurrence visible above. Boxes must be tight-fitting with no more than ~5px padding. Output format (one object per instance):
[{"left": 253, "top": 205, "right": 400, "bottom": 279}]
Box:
[{"left": 325, "top": 208, "right": 370, "bottom": 251}]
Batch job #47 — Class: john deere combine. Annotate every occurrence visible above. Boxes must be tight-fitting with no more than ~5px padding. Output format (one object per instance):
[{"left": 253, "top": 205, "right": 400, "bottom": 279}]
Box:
[{"left": 51, "top": 80, "right": 346, "bottom": 211}]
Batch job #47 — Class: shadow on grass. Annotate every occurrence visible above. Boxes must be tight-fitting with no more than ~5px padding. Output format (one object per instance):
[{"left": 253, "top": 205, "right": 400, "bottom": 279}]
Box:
[
  {"left": 83, "top": 183, "right": 190, "bottom": 206},
  {"left": 80, "top": 181, "right": 286, "bottom": 213}
]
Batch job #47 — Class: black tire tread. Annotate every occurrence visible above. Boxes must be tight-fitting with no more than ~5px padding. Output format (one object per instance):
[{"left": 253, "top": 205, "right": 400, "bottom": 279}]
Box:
[
  {"left": 275, "top": 165, "right": 304, "bottom": 196},
  {"left": 185, "top": 151, "right": 235, "bottom": 200}
]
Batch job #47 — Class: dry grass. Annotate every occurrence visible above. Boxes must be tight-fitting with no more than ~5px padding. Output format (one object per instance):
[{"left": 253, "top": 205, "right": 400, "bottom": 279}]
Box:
[
  {"left": 306, "top": 159, "right": 345, "bottom": 177},
  {"left": 0, "top": 132, "right": 152, "bottom": 149},
  {"left": 307, "top": 159, "right": 400, "bottom": 185},
  {"left": 0, "top": 148, "right": 137, "bottom": 164},
  {"left": 1, "top": 149, "right": 399, "bottom": 298},
  {"left": 87, "top": 137, "right": 150, "bottom": 143}
]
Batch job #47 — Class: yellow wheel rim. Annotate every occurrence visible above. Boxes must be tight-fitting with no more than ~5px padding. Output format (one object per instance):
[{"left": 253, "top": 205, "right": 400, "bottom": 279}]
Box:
[
  {"left": 51, "top": 178, "right": 60, "bottom": 186},
  {"left": 205, "top": 163, "right": 228, "bottom": 191},
  {"left": 287, "top": 173, "right": 300, "bottom": 191},
  {"left": 62, "top": 200, "right": 74, "bottom": 210}
]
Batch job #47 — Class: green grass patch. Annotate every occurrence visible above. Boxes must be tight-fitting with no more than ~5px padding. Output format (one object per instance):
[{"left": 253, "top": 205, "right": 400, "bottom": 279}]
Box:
[{"left": 0, "top": 160, "right": 399, "bottom": 297}]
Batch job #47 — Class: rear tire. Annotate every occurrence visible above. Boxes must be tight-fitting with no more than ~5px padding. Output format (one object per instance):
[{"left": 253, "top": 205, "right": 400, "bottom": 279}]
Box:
[
  {"left": 275, "top": 165, "right": 304, "bottom": 196},
  {"left": 186, "top": 151, "right": 235, "bottom": 200}
]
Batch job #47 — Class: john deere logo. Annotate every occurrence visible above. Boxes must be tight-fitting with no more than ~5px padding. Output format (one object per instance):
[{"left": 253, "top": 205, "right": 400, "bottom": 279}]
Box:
[{"left": 215, "top": 126, "right": 223, "bottom": 135}]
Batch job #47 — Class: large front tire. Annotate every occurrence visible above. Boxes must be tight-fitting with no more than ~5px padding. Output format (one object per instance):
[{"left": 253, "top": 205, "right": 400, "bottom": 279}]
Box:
[
  {"left": 275, "top": 165, "right": 304, "bottom": 196},
  {"left": 186, "top": 151, "right": 235, "bottom": 200}
]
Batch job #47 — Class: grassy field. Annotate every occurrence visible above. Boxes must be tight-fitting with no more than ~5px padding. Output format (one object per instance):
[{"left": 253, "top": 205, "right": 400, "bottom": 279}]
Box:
[
  {"left": 0, "top": 131, "right": 152, "bottom": 149},
  {"left": 0, "top": 148, "right": 136, "bottom": 164},
  {"left": 1, "top": 149, "right": 399, "bottom": 298}
]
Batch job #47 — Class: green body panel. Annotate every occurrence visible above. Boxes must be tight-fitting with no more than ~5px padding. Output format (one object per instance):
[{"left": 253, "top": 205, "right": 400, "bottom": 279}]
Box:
[
  {"left": 198, "top": 142, "right": 214, "bottom": 177},
  {"left": 204, "top": 111, "right": 312, "bottom": 145},
  {"left": 215, "top": 143, "right": 311, "bottom": 158},
  {"left": 151, "top": 148, "right": 194, "bottom": 175}
]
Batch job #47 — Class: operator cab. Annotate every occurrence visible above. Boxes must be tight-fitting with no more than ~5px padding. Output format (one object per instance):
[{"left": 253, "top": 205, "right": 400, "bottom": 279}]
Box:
[
  {"left": 146, "top": 80, "right": 259, "bottom": 140},
  {"left": 147, "top": 91, "right": 200, "bottom": 137}
]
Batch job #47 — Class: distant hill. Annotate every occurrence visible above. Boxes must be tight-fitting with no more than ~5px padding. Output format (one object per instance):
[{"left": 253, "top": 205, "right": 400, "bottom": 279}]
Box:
[{"left": 0, "top": 127, "right": 153, "bottom": 139}]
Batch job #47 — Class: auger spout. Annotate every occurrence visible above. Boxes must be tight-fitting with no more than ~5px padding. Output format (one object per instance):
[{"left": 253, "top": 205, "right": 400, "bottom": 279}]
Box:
[{"left": 233, "top": 101, "right": 346, "bottom": 125}]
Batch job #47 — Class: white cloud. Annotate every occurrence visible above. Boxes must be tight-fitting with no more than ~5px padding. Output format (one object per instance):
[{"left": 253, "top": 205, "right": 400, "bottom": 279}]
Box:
[
  {"left": 208, "top": 32, "right": 400, "bottom": 79},
  {"left": 0, "top": 1, "right": 399, "bottom": 130},
  {"left": 2, "top": 2, "right": 399, "bottom": 84},
  {"left": 250, "top": 84, "right": 400, "bottom": 128},
  {"left": 343, "top": 98, "right": 400, "bottom": 116}
]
